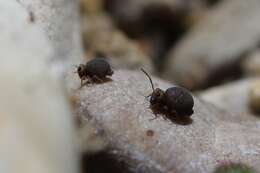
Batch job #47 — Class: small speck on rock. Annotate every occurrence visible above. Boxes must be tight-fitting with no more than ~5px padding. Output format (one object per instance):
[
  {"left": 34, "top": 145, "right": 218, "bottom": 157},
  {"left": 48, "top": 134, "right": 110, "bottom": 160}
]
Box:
[{"left": 146, "top": 130, "right": 154, "bottom": 137}]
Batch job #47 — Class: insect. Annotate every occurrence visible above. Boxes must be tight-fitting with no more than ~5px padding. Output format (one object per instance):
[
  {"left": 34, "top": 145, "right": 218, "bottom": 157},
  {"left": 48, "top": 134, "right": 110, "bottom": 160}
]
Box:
[
  {"left": 141, "top": 68, "right": 194, "bottom": 117},
  {"left": 76, "top": 58, "right": 113, "bottom": 86}
]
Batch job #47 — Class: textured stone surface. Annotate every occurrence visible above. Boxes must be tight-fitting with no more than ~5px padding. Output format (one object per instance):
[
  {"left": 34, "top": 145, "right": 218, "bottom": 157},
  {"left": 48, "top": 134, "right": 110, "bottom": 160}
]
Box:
[
  {"left": 163, "top": 0, "right": 260, "bottom": 89},
  {"left": 0, "top": 0, "right": 78, "bottom": 172},
  {"left": 74, "top": 70, "right": 260, "bottom": 173}
]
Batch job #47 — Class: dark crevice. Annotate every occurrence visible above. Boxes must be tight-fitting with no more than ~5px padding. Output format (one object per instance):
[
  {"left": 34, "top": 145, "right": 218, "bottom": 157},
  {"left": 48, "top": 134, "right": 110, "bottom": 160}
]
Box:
[
  {"left": 81, "top": 151, "right": 132, "bottom": 173},
  {"left": 205, "top": 0, "right": 222, "bottom": 6}
]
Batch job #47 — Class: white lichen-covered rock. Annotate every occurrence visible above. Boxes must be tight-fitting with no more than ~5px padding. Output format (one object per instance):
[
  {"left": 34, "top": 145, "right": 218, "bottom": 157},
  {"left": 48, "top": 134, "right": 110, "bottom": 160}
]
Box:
[
  {"left": 18, "top": 0, "right": 83, "bottom": 64},
  {"left": 18, "top": 0, "right": 84, "bottom": 90},
  {"left": 0, "top": 1, "right": 78, "bottom": 173}
]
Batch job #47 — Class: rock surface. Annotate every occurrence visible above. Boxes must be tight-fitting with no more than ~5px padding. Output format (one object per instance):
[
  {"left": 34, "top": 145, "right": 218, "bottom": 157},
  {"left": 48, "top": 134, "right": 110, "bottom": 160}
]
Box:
[
  {"left": 163, "top": 0, "right": 260, "bottom": 89},
  {"left": 74, "top": 70, "right": 260, "bottom": 173}
]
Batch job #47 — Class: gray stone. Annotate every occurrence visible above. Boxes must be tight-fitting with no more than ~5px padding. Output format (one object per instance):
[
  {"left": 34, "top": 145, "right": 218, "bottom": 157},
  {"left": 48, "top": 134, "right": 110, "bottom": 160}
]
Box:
[{"left": 74, "top": 70, "right": 260, "bottom": 173}]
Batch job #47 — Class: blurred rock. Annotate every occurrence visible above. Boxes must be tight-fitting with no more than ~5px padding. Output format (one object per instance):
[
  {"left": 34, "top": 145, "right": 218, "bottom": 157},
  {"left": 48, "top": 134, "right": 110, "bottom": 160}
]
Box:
[
  {"left": 104, "top": 0, "right": 206, "bottom": 29},
  {"left": 80, "top": 0, "right": 104, "bottom": 15},
  {"left": 82, "top": 14, "right": 153, "bottom": 71},
  {"left": 249, "top": 81, "right": 260, "bottom": 114},
  {"left": 74, "top": 70, "right": 260, "bottom": 173},
  {"left": 243, "top": 50, "right": 260, "bottom": 76},
  {"left": 104, "top": 0, "right": 208, "bottom": 72},
  {"left": 0, "top": 0, "right": 78, "bottom": 173},
  {"left": 206, "top": 0, "right": 222, "bottom": 6},
  {"left": 200, "top": 78, "right": 260, "bottom": 121},
  {"left": 163, "top": 0, "right": 260, "bottom": 89}
]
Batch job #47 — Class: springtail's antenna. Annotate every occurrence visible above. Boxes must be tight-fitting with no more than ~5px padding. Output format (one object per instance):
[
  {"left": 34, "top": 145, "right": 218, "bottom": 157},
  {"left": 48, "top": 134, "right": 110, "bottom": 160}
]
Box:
[{"left": 140, "top": 68, "right": 155, "bottom": 91}]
